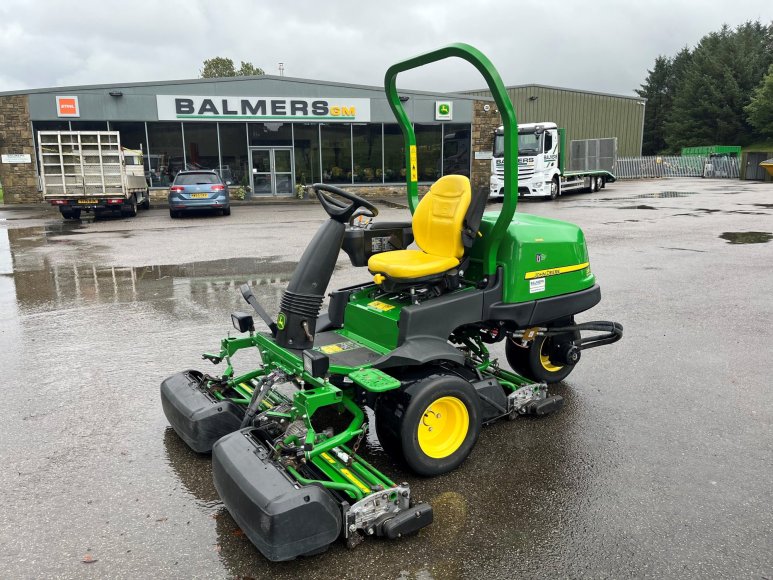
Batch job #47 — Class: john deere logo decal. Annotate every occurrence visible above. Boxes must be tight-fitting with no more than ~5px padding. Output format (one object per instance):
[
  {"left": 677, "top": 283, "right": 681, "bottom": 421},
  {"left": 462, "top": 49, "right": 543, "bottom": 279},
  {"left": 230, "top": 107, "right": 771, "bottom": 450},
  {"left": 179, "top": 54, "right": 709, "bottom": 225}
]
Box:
[
  {"left": 277, "top": 312, "right": 286, "bottom": 330},
  {"left": 435, "top": 101, "right": 453, "bottom": 121}
]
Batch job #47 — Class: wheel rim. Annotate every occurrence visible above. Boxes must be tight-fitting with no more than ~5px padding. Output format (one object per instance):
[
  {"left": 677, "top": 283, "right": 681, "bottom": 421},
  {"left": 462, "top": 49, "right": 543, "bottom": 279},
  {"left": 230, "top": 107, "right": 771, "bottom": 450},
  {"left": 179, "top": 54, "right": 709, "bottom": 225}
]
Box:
[
  {"left": 539, "top": 339, "right": 564, "bottom": 372},
  {"left": 417, "top": 396, "right": 469, "bottom": 459}
]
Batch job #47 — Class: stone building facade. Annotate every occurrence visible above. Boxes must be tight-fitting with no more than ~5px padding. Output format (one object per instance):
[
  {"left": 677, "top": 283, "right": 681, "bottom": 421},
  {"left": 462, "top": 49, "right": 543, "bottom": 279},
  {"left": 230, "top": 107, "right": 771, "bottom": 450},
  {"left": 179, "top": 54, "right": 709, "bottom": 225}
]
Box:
[{"left": 0, "top": 95, "right": 38, "bottom": 203}]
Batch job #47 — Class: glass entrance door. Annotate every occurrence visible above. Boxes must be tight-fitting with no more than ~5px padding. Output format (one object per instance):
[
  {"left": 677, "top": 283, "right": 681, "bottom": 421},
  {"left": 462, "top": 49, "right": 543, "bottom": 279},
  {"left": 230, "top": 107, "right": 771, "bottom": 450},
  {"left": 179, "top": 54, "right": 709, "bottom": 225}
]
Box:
[{"left": 249, "top": 147, "right": 295, "bottom": 196}]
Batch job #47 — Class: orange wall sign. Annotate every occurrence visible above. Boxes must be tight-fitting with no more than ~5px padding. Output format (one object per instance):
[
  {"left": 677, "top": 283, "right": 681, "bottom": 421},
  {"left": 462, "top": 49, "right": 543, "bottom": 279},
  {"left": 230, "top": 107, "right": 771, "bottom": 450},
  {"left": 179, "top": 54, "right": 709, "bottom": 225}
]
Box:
[{"left": 56, "top": 96, "right": 80, "bottom": 117}]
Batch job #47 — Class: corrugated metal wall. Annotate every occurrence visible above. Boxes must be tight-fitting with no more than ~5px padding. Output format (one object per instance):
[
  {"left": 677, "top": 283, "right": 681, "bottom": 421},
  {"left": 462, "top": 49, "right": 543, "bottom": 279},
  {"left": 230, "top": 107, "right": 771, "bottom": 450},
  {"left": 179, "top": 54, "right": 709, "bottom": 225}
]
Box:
[{"left": 461, "top": 85, "right": 645, "bottom": 156}]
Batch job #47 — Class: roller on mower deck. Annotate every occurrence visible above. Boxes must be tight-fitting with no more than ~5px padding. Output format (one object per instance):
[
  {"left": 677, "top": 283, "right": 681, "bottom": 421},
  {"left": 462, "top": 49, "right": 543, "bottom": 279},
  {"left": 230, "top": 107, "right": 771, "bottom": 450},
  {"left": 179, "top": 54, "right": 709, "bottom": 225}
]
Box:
[{"left": 160, "top": 43, "right": 622, "bottom": 561}]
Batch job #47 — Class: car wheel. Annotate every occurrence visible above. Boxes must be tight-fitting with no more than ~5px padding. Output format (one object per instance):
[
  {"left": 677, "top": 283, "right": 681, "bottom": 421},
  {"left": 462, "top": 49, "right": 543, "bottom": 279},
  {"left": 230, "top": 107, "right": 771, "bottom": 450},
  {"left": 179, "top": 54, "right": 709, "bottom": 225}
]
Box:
[{"left": 222, "top": 207, "right": 231, "bottom": 216}]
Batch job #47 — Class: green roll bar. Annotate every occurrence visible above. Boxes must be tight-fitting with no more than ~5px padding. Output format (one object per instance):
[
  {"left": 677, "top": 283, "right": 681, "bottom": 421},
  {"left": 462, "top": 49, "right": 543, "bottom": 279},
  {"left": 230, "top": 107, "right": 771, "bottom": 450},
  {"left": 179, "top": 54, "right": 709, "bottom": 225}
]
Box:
[{"left": 384, "top": 43, "right": 518, "bottom": 277}]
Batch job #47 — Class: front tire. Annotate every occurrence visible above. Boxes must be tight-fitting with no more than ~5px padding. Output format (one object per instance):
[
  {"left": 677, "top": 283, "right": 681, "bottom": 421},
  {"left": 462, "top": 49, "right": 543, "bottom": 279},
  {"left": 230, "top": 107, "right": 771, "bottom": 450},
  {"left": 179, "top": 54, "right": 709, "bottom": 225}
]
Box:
[
  {"left": 377, "top": 375, "right": 481, "bottom": 476},
  {"left": 549, "top": 176, "right": 560, "bottom": 200}
]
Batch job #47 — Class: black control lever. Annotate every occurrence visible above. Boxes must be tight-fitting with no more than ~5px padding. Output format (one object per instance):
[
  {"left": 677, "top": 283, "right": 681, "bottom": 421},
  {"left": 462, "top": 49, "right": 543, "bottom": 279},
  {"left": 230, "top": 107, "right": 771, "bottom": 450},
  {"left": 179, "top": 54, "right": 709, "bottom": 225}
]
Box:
[{"left": 240, "top": 283, "right": 278, "bottom": 337}]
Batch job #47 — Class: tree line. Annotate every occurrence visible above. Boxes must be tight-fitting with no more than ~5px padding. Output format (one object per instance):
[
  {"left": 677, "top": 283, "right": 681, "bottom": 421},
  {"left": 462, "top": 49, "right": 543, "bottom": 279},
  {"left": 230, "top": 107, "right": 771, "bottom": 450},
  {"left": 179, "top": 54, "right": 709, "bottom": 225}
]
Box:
[{"left": 636, "top": 21, "right": 773, "bottom": 154}]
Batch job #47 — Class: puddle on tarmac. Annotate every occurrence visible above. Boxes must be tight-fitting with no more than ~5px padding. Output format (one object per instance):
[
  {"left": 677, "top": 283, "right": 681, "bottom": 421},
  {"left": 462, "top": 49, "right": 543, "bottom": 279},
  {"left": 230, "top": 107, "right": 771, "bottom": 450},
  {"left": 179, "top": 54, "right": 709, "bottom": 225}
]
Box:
[
  {"left": 619, "top": 205, "right": 658, "bottom": 210},
  {"left": 637, "top": 191, "right": 699, "bottom": 198},
  {"left": 751, "top": 204, "right": 773, "bottom": 209},
  {"left": 4, "top": 255, "right": 298, "bottom": 314},
  {"left": 719, "top": 231, "right": 773, "bottom": 245}
]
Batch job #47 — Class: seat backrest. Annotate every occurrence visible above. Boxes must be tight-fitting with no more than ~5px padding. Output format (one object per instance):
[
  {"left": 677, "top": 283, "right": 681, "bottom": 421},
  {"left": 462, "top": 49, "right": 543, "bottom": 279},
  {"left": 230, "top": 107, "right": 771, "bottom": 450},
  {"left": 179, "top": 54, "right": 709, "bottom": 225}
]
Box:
[{"left": 413, "top": 175, "right": 471, "bottom": 259}]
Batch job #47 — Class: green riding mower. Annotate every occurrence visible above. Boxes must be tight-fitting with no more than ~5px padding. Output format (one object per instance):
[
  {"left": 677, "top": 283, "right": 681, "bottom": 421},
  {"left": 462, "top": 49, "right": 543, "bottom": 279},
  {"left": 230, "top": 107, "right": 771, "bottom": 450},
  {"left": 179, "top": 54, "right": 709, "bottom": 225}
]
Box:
[{"left": 161, "top": 43, "right": 622, "bottom": 561}]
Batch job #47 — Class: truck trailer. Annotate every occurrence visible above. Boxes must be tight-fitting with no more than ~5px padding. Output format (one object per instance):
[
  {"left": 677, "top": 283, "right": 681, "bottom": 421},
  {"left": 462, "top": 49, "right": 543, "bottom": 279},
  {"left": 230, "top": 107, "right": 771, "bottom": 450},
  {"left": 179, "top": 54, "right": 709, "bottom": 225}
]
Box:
[
  {"left": 38, "top": 131, "right": 150, "bottom": 219},
  {"left": 490, "top": 122, "right": 617, "bottom": 200}
]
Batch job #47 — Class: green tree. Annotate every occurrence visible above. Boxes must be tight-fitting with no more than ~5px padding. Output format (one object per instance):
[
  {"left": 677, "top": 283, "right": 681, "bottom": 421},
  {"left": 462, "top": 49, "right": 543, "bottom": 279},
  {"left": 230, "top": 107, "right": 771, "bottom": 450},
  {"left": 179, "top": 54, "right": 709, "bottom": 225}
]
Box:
[
  {"left": 745, "top": 64, "right": 773, "bottom": 139},
  {"left": 636, "top": 48, "right": 693, "bottom": 154},
  {"left": 200, "top": 57, "right": 264, "bottom": 78},
  {"left": 236, "top": 61, "right": 264, "bottom": 76},
  {"left": 664, "top": 22, "right": 773, "bottom": 151}
]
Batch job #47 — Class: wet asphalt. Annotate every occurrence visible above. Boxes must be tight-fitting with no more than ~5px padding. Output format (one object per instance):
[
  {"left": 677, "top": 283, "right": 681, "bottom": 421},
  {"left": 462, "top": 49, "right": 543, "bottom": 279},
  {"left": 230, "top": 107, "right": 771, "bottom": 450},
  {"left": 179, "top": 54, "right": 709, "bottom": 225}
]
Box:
[{"left": 1, "top": 178, "right": 772, "bottom": 579}]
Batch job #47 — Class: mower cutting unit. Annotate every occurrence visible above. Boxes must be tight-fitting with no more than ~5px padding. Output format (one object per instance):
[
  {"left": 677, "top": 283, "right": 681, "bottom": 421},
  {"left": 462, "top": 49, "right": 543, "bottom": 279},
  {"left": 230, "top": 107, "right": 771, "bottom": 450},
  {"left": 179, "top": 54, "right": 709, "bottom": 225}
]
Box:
[{"left": 161, "top": 44, "right": 622, "bottom": 561}]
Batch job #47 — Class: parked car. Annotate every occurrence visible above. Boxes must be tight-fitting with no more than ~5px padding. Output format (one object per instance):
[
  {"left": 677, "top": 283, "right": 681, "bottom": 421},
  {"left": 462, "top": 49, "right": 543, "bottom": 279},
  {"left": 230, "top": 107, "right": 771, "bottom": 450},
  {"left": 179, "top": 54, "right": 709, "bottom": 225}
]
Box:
[{"left": 168, "top": 170, "right": 231, "bottom": 217}]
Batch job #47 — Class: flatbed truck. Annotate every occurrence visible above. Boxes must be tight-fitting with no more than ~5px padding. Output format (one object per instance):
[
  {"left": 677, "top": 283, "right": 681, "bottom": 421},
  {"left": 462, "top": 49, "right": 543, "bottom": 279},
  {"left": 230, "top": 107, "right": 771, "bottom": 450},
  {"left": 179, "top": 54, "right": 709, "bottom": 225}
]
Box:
[
  {"left": 38, "top": 131, "right": 150, "bottom": 219},
  {"left": 490, "top": 122, "right": 617, "bottom": 200}
]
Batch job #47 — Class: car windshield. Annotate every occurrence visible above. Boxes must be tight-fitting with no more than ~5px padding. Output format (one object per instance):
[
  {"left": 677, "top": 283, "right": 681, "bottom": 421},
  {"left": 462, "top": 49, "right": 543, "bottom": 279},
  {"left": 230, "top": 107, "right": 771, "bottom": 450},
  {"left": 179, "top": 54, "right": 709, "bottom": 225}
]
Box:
[{"left": 174, "top": 173, "right": 220, "bottom": 185}]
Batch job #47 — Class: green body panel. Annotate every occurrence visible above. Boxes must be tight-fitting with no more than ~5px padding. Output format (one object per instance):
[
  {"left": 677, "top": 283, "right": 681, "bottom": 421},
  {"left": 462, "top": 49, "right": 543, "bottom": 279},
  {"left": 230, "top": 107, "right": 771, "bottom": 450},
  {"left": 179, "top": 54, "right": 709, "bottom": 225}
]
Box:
[
  {"left": 343, "top": 288, "right": 405, "bottom": 351},
  {"left": 681, "top": 145, "right": 741, "bottom": 156},
  {"left": 468, "top": 212, "right": 595, "bottom": 303}
]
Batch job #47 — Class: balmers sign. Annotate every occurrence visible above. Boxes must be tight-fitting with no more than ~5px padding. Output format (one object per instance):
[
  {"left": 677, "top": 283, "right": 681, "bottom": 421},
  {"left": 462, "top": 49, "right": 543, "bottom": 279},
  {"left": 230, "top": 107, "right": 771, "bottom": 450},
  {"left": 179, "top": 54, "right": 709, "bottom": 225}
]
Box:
[{"left": 156, "top": 96, "right": 370, "bottom": 122}]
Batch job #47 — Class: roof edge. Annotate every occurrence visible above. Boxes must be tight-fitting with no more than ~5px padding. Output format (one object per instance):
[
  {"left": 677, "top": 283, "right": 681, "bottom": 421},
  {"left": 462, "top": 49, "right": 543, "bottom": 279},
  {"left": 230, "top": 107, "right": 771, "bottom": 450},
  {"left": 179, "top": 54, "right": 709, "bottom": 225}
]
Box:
[
  {"left": 0, "top": 74, "right": 488, "bottom": 101},
  {"left": 457, "top": 83, "right": 646, "bottom": 102}
]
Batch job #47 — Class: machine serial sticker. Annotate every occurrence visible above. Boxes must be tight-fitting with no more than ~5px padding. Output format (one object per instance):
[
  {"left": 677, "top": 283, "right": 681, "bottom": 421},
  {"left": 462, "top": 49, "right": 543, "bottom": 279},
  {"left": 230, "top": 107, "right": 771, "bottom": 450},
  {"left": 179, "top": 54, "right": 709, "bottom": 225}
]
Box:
[
  {"left": 524, "top": 262, "right": 590, "bottom": 280},
  {"left": 530, "top": 278, "right": 546, "bottom": 294},
  {"left": 367, "top": 300, "right": 395, "bottom": 312},
  {"left": 318, "top": 341, "right": 359, "bottom": 354}
]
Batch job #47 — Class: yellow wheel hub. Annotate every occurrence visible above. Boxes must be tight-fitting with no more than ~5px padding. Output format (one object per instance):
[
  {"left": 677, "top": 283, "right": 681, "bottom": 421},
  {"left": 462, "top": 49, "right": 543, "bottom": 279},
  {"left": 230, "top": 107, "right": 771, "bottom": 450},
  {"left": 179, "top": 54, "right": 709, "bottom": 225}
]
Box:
[
  {"left": 539, "top": 340, "right": 563, "bottom": 372},
  {"left": 417, "top": 396, "right": 469, "bottom": 459}
]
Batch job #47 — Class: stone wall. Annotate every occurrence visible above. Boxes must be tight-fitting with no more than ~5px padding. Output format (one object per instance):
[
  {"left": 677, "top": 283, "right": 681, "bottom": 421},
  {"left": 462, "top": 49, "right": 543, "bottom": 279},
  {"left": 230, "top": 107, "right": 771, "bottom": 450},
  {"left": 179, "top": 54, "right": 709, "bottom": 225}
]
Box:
[
  {"left": 470, "top": 99, "right": 502, "bottom": 195},
  {"left": 0, "top": 95, "right": 38, "bottom": 204}
]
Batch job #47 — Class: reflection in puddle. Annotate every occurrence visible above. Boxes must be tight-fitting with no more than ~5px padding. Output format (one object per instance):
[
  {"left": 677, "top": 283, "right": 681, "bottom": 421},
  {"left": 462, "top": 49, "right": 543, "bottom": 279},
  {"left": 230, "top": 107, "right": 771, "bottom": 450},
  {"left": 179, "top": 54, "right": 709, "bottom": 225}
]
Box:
[
  {"left": 8, "top": 255, "right": 297, "bottom": 315},
  {"left": 719, "top": 231, "right": 773, "bottom": 245},
  {"left": 619, "top": 205, "right": 658, "bottom": 210}
]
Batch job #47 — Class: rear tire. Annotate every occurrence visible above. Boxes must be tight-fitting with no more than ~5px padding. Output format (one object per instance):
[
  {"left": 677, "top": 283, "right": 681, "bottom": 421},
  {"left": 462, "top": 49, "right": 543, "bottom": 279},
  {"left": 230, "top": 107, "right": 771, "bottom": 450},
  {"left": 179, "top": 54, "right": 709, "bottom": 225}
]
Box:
[
  {"left": 140, "top": 190, "right": 150, "bottom": 209},
  {"left": 169, "top": 209, "right": 178, "bottom": 218},
  {"left": 377, "top": 375, "right": 481, "bottom": 476},
  {"left": 506, "top": 328, "right": 580, "bottom": 384},
  {"left": 122, "top": 194, "right": 138, "bottom": 217},
  {"left": 222, "top": 207, "right": 231, "bottom": 216}
]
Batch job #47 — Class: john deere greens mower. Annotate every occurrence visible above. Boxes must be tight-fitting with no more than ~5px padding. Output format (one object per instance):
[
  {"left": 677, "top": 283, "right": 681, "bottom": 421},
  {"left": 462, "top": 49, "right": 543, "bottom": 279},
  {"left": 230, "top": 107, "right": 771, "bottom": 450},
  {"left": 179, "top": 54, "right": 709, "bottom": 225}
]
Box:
[{"left": 161, "top": 43, "right": 622, "bottom": 561}]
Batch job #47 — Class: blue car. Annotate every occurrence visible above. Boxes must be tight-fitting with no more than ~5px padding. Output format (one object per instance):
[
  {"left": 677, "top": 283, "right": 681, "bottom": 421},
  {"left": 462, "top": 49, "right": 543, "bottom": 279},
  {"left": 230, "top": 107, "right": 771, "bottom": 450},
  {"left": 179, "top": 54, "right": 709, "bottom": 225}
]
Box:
[{"left": 168, "top": 170, "right": 231, "bottom": 218}]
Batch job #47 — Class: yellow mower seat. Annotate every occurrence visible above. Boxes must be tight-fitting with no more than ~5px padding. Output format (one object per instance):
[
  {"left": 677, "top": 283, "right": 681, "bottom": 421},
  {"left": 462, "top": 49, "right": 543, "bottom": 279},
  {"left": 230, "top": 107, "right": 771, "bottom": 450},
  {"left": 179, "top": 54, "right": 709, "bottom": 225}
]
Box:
[{"left": 368, "top": 174, "right": 471, "bottom": 283}]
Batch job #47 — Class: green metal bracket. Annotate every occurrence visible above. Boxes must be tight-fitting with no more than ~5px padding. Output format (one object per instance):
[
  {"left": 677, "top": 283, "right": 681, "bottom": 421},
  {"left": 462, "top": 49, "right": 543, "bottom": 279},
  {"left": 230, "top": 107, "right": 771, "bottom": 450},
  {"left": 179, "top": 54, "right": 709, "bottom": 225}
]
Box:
[{"left": 384, "top": 42, "right": 518, "bottom": 276}]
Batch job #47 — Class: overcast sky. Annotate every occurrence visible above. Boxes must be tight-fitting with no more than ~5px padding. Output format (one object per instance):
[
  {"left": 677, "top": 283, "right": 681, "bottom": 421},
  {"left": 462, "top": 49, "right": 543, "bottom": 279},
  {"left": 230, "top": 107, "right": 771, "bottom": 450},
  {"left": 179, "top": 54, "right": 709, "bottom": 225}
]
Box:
[{"left": 0, "top": 0, "right": 770, "bottom": 96}]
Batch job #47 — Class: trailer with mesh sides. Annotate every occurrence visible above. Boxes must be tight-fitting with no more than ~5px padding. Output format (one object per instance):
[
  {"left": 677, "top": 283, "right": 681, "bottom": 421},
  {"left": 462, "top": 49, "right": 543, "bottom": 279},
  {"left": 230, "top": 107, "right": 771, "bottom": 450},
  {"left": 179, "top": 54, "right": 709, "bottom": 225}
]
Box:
[{"left": 38, "top": 131, "right": 150, "bottom": 220}]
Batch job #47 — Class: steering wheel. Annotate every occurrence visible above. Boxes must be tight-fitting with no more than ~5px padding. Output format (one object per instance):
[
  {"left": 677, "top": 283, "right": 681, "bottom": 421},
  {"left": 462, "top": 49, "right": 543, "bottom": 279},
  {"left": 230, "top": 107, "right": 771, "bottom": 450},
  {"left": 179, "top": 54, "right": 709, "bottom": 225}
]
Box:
[{"left": 311, "top": 183, "right": 379, "bottom": 224}]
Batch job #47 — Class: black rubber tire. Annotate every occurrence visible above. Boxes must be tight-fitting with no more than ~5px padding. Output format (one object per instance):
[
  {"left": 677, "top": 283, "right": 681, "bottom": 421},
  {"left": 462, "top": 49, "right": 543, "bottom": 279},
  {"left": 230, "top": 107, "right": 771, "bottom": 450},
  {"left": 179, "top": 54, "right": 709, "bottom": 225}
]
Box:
[
  {"left": 379, "top": 375, "right": 482, "bottom": 477},
  {"left": 506, "top": 329, "right": 580, "bottom": 384},
  {"left": 140, "top": 190, "right": 150, "bottom": 209},
  {"left": 169, "top": 208, "right": 178, "bottom": 218},
  {"left": 122, "top": 194, "right": 138, "bottom": 217},
  {"left": 71, "top": 208, "right": 81, "bottom": 220},
  {"left": 222, "top": 206, "right": 231, "bottom": 216},
  {"left": 60, "top": 208, "right": 73, "bottom": 220},
  {"left": 549, "top": 176, "right": 560, "bottom": 200},
  {"left": 374, "top": 396, "right": 403, "bottom": 458}
]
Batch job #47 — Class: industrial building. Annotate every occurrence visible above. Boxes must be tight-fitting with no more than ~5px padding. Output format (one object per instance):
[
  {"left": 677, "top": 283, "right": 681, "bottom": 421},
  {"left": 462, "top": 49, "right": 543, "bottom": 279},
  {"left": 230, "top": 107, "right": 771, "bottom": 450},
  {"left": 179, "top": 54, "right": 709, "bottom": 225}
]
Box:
[
  {"left": 461, "top": 83, "right": 646, "bottom": 157},
  {"left": 0, "top": 76, "right": 645, "bottom": 204}
]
